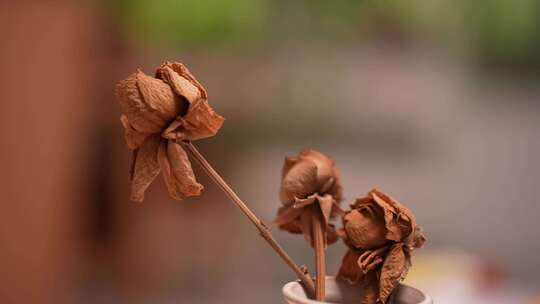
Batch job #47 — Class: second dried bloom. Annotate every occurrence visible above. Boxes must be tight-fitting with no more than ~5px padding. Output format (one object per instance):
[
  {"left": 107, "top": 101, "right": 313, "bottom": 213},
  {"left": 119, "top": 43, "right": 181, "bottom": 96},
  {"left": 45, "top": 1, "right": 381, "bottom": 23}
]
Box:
[
  {"left": 274, "top": 149, "right": 343, "bottom": 247},
  {"left": 116, "top": 62, "right": 224, "bottom": 202}
]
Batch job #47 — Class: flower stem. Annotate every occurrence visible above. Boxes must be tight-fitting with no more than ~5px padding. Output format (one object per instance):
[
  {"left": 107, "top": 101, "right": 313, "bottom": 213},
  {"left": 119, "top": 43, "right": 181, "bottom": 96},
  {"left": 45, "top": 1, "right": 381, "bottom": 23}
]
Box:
[
  {"left": 182, "top": 141, "right": 316, "bottom": 297},
  {"left": 312, "top": 206, "right": 326, "bottom": 301}
]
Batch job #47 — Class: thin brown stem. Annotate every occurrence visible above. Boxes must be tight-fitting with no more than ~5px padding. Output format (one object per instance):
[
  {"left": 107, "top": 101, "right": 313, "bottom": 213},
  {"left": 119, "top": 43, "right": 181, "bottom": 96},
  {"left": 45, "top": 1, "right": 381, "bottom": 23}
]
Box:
[
  {"left": 182, "top": 141, "right": 316, "bottom": 297},
  {"left": 312, "top": 206, "right": 326, "bottom": 301}
]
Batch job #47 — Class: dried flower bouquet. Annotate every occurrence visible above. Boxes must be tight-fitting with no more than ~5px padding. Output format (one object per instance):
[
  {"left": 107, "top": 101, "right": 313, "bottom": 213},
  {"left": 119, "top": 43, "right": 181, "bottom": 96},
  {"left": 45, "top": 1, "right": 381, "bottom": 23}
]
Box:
[{"left": 114, "top": 61, "right": 426, "bottom": 304}]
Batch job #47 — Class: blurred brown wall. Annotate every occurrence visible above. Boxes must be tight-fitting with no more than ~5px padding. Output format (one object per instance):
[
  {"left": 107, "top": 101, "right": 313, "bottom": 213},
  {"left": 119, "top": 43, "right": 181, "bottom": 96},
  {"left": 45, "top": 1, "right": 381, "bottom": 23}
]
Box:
[{"left": 0, "top": 2, "right": 117, "bottom": 303}]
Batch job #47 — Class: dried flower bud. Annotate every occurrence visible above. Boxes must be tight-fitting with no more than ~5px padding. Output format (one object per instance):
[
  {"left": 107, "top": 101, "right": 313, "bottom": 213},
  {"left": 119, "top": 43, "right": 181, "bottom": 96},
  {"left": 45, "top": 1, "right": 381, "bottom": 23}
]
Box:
[
  {"left": 274, "top": 149, "right": 343, "bottom": 247},
  {"left": 280, "top": 149, "right": 342, "bottom": 206},
  {"left": 115, "top": 62, "right": 224, "bottom": 202}
]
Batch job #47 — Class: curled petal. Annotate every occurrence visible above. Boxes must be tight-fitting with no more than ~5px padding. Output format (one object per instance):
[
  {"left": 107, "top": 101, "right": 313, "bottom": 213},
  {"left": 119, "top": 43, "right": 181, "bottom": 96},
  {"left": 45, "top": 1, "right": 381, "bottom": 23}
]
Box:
[
  {"left": 337, "top": 249, "right": 365, "bottom": 285},
  {"left": 162, "top": 99, "right": 224, "bottom": 141},
  {"left": 116, "top": 71, "right": 180, "bottom": 134},
  {"left": 280, "top": 159, "right": 318, "bottom": 205},
  {"left": 130, "top": 135, "right": 161, "bottom": 202},
  {"left": 167, "top": 141, "right": 203, "bottom": 197},
  {"left": 157, "top": 66, "right": 201, "bottom": 104},
  {"left": 136, "top": 71, "right": 183, "bottom": 122},
  {"left": 370, "top": 191, "right": 415, "bottom": 242},
  {"left": 343, "top": 208, "right": 387, "bottom": 249},
  {"left": 157, "top": 140, "right": 182, "bottom": 200},
  {"left": 120, "top": 115, "right": 149, "bottom": 149},
  {"left": 156, "top": 62, "right": 208, "bottom": 100},
  {"left": 379, "top": 244, "right": 410, "bottom": 303}
]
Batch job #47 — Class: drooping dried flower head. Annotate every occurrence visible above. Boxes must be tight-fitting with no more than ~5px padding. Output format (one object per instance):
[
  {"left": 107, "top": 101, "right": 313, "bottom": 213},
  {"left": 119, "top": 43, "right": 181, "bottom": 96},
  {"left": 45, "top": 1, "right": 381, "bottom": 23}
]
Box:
[
  {"left": 116, "top": 62, "right": 224, "bottom": 202},
  {"left": 343, "top": 189, "right": 416, "bottom": 249},
  {"left": 274, "top": 149, "right": 343, "bottom": 246},
  {"left": 337, "top": 189, "right": 426, "bottom": 304}
]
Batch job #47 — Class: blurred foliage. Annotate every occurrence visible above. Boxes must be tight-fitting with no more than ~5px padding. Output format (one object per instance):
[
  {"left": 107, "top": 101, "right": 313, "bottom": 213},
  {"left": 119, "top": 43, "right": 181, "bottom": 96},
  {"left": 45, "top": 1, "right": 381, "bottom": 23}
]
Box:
[
  {"left": 106, "top": 0, "right": 540, "bottom": 69},
  {"left": 107, "top": 0, "right": 268, "bottom": 47}
]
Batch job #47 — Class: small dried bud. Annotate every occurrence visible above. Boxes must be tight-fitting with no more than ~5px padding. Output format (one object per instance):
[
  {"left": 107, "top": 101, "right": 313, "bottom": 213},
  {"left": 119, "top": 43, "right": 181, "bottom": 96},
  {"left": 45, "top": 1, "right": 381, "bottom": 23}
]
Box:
[{"left": 274, "top": 149, "right": 343, "bottom": 247}]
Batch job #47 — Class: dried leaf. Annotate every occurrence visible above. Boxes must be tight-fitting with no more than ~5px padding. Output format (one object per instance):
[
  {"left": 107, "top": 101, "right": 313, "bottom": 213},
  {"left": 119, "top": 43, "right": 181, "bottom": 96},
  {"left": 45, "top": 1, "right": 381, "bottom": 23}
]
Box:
[
  {"left": 130, "top": 135, "right": 161, "bottom": 202},
  {"left": 337, "top": 249, "right": 365, "bottom": 285},
  {"left": 379, "top": 244, "right": 410, "bottom": 303},
  {"left": 167, "top": 141, "right": 203, "bottom": 197}
]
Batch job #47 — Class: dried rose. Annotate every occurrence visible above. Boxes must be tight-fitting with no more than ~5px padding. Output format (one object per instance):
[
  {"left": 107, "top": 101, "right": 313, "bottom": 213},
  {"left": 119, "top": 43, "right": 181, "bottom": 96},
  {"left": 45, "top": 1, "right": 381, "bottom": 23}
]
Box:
[
  {"left": 343, "top": 189, "right": 416, "bottom": 249},
  {"left": 337, "top": 189, "right": 426, "bottom": 304},
  {"left": 115, "top": 62, "right": 224, "bottom": 202},
  {"left": 273, "top": 149, "right": 343, "bottom": 247}
]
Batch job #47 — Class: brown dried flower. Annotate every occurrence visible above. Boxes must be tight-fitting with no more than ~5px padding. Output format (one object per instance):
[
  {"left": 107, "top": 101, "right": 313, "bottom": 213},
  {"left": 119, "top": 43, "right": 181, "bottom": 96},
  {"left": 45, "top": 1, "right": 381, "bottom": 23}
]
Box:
[
  {"left": 116, "top": 62, "right": 224, "bottom": 202},
  {"left": 273, "top": 149, "right": 343, "bottom": 247},
  {"left": 337, "top": 189, "right": 426, "bottom": 304}
]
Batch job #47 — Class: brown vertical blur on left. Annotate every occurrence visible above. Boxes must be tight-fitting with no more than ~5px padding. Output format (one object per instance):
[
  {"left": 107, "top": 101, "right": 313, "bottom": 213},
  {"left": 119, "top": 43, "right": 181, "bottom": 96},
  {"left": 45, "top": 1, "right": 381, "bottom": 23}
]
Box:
[{"left": 0, "top": 2, "right": 125, "bottom": 303}]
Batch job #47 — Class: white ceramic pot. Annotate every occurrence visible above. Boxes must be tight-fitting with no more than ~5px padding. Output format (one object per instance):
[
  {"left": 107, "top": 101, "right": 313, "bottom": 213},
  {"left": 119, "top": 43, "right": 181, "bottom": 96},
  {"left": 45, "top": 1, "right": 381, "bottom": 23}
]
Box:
[{"left": 283, "top": 276, "right": 432, "bottom": 304}]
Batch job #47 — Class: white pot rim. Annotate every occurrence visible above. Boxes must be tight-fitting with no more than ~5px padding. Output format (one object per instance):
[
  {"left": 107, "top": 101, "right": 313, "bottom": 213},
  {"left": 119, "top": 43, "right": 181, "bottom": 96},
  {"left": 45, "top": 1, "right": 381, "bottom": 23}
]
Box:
[{"left": 282, "top": 276, "right": 432, "bottom": 304}]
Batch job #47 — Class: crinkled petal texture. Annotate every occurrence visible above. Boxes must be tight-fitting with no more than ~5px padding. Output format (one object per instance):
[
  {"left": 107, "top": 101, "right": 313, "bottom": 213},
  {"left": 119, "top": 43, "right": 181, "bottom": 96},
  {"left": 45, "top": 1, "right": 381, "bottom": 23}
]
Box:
[
  {"left": 274, "top": 149, "right": 343, "bottom": 247},
  {"left": 158, "top": 140, "right": 203, "bottom": 200},
  {"left": 157, "top": 62, "right": 224, "bottom": 142},
  {"left": 115, "top": 62, "right": 224, "bottom": 202}
]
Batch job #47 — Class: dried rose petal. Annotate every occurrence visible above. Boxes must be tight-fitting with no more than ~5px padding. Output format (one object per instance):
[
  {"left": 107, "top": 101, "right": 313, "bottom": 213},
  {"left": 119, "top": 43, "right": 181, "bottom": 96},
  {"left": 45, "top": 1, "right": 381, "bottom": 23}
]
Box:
[
  {"left": 379, "top": 244, "right": 410, "bottom": 303},
  {"left": 279, "top": 157, "right": 318, "bottom": 205},
  {"left": 130, "top": 135, "right": 161, "bottom": 202},
  {"left": 167, "top": 141, "right": 203, "bottom": 197},
  {"left": 369, "top": 189, "right": 416, "bottom": 242},
  {"left": 343, "top": 206, "right": 387, "bottom": 249},
  {"left": 157, "top": 140, "right": 203, "bottom": 200},
  {"left": 116, "top": 70, "right": 183, "bottom": 135}
]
